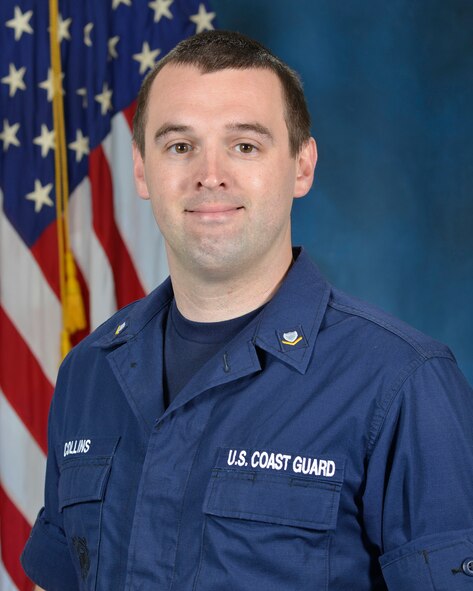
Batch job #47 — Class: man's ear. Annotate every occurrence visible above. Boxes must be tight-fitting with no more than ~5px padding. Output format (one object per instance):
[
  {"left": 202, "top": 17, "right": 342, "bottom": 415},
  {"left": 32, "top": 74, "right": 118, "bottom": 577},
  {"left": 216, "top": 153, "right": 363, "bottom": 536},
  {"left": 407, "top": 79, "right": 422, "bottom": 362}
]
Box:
[
  {"left": 294, "top": 137, "right": 317, "bottom": 199},
  {"left": 132, "top": 142, "right": 150, "bottom": 200}
]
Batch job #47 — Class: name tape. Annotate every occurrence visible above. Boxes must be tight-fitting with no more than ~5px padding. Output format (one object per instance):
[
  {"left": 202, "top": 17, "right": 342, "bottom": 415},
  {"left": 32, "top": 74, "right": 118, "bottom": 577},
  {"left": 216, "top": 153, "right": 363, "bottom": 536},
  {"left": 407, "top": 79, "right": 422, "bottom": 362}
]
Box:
[
  {"left": 216, "top": 447, "right": 343, "bottom": 480},
  {"left": 64, "top": 439, "right": 91, "bottom": 457}
]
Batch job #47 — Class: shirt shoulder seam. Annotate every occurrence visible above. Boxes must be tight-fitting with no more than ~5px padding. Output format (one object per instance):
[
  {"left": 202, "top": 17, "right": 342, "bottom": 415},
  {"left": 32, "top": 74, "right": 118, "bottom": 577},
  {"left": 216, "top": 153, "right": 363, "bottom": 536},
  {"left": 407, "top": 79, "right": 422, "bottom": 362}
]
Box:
[{"left": 327, "top": 298, "right": 453, "bottom": 360}]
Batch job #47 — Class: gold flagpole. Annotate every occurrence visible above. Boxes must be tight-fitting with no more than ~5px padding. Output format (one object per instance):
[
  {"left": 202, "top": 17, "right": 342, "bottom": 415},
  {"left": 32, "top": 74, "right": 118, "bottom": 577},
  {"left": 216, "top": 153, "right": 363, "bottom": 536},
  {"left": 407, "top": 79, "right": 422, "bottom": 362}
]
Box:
[{"left": 49, "top": 0, "right": 86, "bottom": 358}]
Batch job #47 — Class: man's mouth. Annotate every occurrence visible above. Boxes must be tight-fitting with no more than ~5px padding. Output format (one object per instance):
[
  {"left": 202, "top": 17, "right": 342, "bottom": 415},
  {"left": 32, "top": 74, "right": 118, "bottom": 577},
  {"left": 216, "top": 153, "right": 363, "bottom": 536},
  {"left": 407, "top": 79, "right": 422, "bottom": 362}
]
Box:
[
  {"left": 185, "top": 204, "right": 244, "bottom": 214},
  {"left": 184, "top": 203, "right": 245, "bottom": 221}
]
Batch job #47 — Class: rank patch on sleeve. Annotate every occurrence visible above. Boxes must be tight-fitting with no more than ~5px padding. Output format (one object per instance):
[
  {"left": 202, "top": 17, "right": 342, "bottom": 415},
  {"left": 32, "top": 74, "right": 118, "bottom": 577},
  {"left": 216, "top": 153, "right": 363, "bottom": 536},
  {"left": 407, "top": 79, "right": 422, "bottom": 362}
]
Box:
[{"left": 277, "top": 325, "right": 308, "bottom": 351}]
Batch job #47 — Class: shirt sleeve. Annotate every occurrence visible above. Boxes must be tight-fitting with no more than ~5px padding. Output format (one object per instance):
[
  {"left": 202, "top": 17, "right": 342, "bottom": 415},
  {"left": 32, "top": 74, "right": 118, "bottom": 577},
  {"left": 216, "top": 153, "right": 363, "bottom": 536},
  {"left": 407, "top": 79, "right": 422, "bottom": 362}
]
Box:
[
  {"left": 363, "top": 355, "right": 473, "bottom": 590},
  {"left": 21, "top": 508, "right": 79, "bottom": 591},
  {"left": 20, "top": 365, "right": 79, "bottom": 591}
]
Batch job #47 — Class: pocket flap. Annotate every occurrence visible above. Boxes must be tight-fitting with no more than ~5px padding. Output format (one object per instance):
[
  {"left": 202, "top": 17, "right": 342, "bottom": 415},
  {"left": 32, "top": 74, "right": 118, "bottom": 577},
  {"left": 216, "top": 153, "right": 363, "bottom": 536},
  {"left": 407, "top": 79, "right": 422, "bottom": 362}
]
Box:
[
  {"left": 58, "top": 436, "right": 120, "bottom": 510},
  {"left": 204, "top": 470, "right": 342, "bottom": 530},
  {"left": 58, "top": 459, "right": 112, "bottom": 510}
]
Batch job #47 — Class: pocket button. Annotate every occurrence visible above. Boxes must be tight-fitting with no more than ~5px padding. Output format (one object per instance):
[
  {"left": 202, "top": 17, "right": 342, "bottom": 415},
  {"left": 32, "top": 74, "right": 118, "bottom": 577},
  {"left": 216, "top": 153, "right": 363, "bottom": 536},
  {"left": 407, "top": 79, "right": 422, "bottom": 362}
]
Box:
[{"left": 462, "top": 558, "right": 473, "bottom": 576}]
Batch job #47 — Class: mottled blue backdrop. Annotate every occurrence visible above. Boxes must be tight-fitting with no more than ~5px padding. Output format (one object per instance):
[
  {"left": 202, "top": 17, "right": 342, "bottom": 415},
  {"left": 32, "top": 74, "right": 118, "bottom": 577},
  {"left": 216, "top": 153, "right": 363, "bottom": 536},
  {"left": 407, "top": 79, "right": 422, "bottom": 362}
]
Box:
[{"left": 213, "top": 0, "right": 473, "bottom": 383}]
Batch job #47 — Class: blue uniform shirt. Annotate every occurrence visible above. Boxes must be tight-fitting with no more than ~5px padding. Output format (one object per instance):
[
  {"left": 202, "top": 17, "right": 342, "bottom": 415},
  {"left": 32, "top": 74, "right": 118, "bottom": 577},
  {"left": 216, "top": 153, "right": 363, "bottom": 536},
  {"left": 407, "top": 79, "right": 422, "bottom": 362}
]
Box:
[{"left": 22, "top": 249, "right": 473, "bottom": 590}]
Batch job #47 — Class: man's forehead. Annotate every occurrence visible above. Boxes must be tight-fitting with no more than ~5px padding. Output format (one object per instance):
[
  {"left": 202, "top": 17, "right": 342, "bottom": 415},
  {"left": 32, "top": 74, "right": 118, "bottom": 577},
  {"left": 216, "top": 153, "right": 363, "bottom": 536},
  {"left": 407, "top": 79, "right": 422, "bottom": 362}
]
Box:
[
  {"left": 150, "top": 63, "right": 284, "bottom": 96},
  {"left": 144, "top": 64, "right": 289, "bottom": 144}
]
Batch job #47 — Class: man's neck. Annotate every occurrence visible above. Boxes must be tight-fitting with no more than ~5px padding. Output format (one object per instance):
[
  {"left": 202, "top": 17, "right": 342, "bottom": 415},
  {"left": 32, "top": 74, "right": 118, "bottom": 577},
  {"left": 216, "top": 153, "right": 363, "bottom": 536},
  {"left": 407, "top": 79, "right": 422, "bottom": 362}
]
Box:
[{"left": 169, "top": 248, "right": 294, "bottom": 322}]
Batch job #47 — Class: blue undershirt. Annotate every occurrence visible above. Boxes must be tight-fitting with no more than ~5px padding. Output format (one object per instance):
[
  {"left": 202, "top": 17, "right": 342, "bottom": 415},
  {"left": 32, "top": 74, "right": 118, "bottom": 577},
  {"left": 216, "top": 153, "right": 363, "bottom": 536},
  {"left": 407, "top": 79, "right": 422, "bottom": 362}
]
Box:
[{"left": 163, "top": 300, "right": 263, "bottom": 408}]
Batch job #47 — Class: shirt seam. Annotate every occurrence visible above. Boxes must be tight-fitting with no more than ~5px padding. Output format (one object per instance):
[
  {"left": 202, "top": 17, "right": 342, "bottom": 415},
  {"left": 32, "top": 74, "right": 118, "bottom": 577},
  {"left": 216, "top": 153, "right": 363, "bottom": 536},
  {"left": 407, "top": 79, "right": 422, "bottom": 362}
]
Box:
[
  {"left": 327, "top": 299, "right": 453, "bottom": 360},
  {"left": 381, "top": 537, "right": 473, "bottom": 568}
]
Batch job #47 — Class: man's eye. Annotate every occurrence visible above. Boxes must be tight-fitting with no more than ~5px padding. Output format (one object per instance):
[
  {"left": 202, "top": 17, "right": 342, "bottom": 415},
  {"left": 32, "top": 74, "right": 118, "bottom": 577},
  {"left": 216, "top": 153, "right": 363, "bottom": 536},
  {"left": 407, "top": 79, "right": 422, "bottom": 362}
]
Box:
[
  {"left": 170, "top": 143, "right": 192, "bottom": 154},
  {"left": 236, "top": 143, "right": 256, "bottom": 154}
]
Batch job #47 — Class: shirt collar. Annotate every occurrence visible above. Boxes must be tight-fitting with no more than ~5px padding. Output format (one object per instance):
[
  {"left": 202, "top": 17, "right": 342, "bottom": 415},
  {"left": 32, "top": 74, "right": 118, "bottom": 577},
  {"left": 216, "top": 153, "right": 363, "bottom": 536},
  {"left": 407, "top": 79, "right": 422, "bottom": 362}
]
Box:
[
  {"left": 92, "top": 276, "right": 173, "bottom": 349},
  {"left": 93, "top": 247, "right": 331, "bottom": 375},
  {"left": 235, "top": 247, "right": 331, "bottom": 374}
]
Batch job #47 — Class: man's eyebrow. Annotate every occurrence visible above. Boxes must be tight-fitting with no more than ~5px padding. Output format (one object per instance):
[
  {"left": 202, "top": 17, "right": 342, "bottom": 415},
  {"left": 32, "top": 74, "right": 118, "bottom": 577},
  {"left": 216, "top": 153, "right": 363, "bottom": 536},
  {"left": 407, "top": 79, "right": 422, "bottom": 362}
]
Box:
[
  {"left": 225, "top": 122, "right": 274, "bottom": 142},
  {"left": 153, "top": 122, "right": 274, "bottom": 143},
  {"left": 154, "top": 124, "right": 193, "bottom": 142}
]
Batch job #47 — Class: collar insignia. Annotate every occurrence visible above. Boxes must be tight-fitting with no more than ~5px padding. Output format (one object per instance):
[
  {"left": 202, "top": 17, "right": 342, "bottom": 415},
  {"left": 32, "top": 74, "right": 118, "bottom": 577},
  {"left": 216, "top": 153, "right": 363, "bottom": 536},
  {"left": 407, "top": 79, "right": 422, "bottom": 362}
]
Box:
[
  {"left": 278, "top": 326, "right": 307, "bottom": 351},
  {"left": 282, "top": 330, "right": 302, "bottom": 345},
  {"left": 115, "top": 321, "right": 126, "bottom": 336}
]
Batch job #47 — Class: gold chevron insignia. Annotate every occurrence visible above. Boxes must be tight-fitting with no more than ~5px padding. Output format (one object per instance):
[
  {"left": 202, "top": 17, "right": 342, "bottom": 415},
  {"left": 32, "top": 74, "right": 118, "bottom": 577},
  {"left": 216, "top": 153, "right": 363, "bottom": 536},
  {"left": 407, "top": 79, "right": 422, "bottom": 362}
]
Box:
[{"left": 281, "top": 330, "right": 303, "bottom": 346}]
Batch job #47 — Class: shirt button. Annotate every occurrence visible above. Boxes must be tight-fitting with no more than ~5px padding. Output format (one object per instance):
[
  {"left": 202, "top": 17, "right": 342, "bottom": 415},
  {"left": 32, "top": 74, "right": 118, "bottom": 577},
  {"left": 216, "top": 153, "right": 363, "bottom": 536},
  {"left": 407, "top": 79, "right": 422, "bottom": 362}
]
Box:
[{"left": 462, "top": 558, "right": 473, "bottom": 576}]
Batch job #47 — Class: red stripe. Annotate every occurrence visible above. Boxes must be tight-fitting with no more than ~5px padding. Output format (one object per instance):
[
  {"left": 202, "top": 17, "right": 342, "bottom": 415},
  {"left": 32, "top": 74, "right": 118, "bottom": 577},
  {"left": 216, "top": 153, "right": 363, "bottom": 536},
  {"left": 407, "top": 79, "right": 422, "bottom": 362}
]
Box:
[
  {"left": 30, "top": 219, "right": 60, "bottom": 299},
  {"left": 89, "top": 145, "right": 145, "bottom": 308},
  {"left": 122, "top": 100, "right": 136, "bottom": 132},
  {"left": 0, "top": 485, "right": 35, "bottom": 591},
  {"left": 0, "top": 307, "right": 52, "bottom": 453}
]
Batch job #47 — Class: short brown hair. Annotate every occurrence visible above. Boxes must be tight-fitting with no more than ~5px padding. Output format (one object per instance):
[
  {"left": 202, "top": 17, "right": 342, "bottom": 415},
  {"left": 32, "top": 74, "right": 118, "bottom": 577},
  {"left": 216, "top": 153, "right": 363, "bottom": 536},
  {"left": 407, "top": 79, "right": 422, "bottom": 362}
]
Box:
[{"left": 132, "top": 30, "right": 311, "bottom": 158}]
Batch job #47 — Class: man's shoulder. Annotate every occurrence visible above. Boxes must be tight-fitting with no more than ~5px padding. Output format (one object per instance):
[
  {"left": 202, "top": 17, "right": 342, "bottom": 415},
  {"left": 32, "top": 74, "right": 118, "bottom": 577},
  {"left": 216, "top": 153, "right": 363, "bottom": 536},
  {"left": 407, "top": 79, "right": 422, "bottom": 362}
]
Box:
[
  {"left": 291, "top": 250, "right": 453, "bottom": 363},
  {"left": 325, "top": 287, "right": 454, "bottom": 362},
  {"left": 62, "top": 277, "right": 173, "bottom": 365}
]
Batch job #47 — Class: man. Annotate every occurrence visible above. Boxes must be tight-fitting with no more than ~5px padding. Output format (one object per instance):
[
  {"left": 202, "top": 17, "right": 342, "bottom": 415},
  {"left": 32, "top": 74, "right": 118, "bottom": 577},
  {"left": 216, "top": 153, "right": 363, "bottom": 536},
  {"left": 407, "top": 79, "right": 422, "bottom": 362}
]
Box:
[{"left": 22, "top": 30, "right": 473, "bottom": 590}]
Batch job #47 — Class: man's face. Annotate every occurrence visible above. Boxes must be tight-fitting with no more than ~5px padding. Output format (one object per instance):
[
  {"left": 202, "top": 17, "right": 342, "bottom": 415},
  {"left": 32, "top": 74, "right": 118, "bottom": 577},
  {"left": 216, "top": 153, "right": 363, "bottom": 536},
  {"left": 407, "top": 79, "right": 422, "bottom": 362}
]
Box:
[{"left": 133, "top": 64, "right": 316, "bottom": 281}]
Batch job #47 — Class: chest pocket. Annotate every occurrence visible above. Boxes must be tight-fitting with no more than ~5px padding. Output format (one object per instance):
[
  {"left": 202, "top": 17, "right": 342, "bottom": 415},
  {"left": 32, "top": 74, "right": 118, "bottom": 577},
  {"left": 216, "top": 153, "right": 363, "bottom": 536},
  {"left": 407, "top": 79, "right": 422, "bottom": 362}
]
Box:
[
  {"left": 57, "top": 437, "right": 120, "bottom": 591},
  {"left": 195, "top": 463, "right": 344, "bottom": 591}
]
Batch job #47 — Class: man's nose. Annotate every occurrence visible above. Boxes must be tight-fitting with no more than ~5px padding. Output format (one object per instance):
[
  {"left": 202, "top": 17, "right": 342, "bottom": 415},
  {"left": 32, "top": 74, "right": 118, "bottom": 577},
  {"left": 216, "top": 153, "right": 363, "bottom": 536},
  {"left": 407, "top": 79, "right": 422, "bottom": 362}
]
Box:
[{"left": 195, "top": 147, "right": 227, "bottom": 190}]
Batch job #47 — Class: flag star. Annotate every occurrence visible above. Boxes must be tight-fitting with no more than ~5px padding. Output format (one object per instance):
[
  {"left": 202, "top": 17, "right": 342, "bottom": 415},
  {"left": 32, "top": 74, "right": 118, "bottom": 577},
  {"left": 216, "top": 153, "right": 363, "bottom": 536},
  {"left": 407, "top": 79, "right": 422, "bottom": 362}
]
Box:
[
  {"left": 0, "top": 119, "right": 21, "bottom": 151},
  {"left": 108, "top": 35, "right": 120, "bottom": 60},
  {"left": 112, "top": 0, "right": 131, "bottom": 9},
  {"left": 57, "top": 14, "right": 72, "bottom": 42},
  {"left": 6, "top": 6, "right": 33, "bottom": 41},
  {"left": 38, "top": 68, "right": 65, "bottom": 101},
  {"left": 26, "top": 179, "right": 54, "bottom": 213},
  {"left": 133, "top": 41, "right": 161, "bottom": 75},
  {"left": 33, "top": 124, "right": 55, "bottom": 157},
  {"left": 190, "top": 4, "right": 215, "bottom": 34},
  {"left": 1, "top": 63, "right": 26, "bottom": 97},
  {"left": 95, "top": 82, "right": 113, "bottom": 115},
  {"left": 84, "top": 22, "right": 93, "bottom": 47},
  {"left": 68, "top": 129, "right": 89, "bottom": 162},
  {"left": 148, "top": 0, "right": 173, "bottom": 22},
  {"left": 77, "top": 87, "right": 87, "bottom": 108}
]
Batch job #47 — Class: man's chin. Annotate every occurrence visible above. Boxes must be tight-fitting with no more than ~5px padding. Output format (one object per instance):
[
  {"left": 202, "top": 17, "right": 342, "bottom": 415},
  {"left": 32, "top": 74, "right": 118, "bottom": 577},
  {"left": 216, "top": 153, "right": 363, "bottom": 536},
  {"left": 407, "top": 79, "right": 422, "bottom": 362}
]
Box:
[{"left": 184, "top": 242, "right": 249, "bottom": 280}]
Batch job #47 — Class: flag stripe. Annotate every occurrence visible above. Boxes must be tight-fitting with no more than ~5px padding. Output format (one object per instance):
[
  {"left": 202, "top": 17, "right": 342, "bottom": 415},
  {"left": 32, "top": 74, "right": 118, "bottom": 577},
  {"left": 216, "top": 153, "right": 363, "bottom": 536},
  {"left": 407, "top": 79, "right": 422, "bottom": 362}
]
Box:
[
  {"left": 69, "top": 178, "right": 118, "bottom": 330},
  {"left": 89, "top": 146, "right": 146, "bottom": 308},
  {"left": 0, "top": 308, "right": 52, "bottom": 452},
  {"left": 0, "top": 485, "right": 34, "bottom": 591},
  {"left": 30, "top": 220, "right": 60, "bottom": 299},
  {"left": 0, "top": 390, "right": 46, "bottom": 527},
  {"left": 102, "top": 115, "right": 169, "bottom": 294},
  {"left": 122, "top": 101, "right": 136, "bottom": 132},
  {"left": 0, "top": 192, "right": 61, "bottom": 385},
  {"left": 0, "top": 560, "right": 19, "bottom": 591}
]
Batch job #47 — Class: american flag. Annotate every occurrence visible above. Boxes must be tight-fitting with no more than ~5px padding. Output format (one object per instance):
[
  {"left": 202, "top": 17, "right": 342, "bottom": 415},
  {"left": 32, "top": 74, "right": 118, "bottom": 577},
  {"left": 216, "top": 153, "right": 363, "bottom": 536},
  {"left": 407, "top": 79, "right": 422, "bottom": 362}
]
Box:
[{"left": 0, "top": 1, "right": 216, "bottom": 589}]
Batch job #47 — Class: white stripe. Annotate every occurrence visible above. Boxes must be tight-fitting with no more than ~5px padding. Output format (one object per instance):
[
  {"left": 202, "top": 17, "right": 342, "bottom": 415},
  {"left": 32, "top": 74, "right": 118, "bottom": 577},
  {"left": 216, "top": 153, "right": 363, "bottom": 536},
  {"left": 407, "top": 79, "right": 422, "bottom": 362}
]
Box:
[
  {"left": 0, "top": 390, "right": 46, "bottom": 526},
  {"left": 0, "top": 189, "right": 61, "bottom": 385},
  {"left": 103, "top": 113, "right": 169, "bottom": 294},
  {"left": 69, "top": 178, "right": 117, "bottom": 330},
  {"left": 0, "top": 560, "right": 18, "bottom": 591}
]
